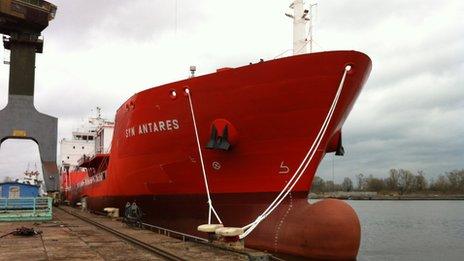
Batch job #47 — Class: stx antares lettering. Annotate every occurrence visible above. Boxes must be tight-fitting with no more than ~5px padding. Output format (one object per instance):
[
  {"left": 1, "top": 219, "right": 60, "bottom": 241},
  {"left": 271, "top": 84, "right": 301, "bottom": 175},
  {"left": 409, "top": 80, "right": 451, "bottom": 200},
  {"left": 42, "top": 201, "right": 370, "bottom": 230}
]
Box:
[{"left": 124, "top": 119, "right": 180, "bottom": 138}]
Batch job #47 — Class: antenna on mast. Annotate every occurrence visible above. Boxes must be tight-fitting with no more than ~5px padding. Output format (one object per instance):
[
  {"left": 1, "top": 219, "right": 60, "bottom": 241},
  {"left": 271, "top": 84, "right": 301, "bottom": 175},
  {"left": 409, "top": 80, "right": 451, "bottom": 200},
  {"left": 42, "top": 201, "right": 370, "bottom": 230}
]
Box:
[
  {"left": 308, "top": 2, "right": 317, "bottom": 53},
  {"left": 285, "top": 1, "right": 317, "bottom": 55},
  {"left": 96, "top": 106, "right": 101, "bottom": 119}
]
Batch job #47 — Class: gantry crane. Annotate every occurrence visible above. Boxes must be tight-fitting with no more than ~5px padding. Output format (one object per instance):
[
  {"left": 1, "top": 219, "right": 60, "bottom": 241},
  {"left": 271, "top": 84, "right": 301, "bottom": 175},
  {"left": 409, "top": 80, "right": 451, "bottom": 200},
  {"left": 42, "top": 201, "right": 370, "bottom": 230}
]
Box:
[{"left": 0, "top": 0, "right": 59, "bottom": 192}]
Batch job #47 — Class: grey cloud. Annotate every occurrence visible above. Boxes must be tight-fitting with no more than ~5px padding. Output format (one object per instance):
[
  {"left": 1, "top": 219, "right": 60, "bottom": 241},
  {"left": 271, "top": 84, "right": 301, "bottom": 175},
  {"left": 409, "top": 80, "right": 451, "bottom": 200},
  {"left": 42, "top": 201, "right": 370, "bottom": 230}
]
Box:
[
  {"left": 371, "top": 38, "right": 464, "bottom": 91},
  {"left": 46, "top": 0, "right": 205, "bottom": 50},
  {"left": 0, "top": 0, "right": 462, "bottom": 183}
]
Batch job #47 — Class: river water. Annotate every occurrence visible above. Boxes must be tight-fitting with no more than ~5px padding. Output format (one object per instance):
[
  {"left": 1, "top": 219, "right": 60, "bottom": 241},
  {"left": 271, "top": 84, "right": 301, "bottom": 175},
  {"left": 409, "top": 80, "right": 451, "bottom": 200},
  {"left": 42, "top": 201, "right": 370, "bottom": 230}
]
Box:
[{"left": 347, "top": 200, "right": 464, "bottom": 261}]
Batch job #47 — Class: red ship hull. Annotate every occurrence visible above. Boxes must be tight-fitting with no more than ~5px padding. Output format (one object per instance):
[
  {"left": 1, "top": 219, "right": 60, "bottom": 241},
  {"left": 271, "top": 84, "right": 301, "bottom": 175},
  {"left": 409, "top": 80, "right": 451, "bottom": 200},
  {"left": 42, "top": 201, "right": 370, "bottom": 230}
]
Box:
[{"left": 62, "top": 51, "right": 371, "bottom": 259}]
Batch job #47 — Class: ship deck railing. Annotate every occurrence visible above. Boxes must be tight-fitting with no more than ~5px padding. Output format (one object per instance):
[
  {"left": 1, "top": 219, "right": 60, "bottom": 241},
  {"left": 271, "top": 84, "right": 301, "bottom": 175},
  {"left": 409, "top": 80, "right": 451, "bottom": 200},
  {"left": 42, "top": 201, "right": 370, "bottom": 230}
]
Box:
[{"left": 0, "top": 197, "right": 52, "bottom": 221}]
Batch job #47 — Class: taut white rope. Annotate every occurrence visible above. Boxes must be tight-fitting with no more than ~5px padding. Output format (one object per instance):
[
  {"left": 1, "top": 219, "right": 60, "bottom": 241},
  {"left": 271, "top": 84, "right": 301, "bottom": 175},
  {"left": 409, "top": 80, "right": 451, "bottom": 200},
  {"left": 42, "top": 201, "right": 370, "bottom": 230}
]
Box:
[
  {"left": 185, "top": 88, "right": 223, "bottom": 225},
  {"left": 240, "top": 66, "right": 351, "bottom": 238}
]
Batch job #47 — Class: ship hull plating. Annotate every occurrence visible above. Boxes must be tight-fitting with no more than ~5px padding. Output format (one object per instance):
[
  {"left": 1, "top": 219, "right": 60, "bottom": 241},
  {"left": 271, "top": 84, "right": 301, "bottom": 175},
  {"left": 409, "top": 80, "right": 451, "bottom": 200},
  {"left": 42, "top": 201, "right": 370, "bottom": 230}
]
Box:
[
  {"left": 83, "top": 193, "right": 360, "bottom": 259},
  {"left": 63, "top": 51, "right": 371, "bottom": 259}
]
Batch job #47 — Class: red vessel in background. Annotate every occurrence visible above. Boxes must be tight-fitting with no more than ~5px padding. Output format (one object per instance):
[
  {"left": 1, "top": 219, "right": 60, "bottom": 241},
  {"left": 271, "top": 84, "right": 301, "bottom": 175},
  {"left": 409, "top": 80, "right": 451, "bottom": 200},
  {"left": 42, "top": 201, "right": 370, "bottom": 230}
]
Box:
[{"left": 60, "top": 2, "right": 372, "bottom": 259}]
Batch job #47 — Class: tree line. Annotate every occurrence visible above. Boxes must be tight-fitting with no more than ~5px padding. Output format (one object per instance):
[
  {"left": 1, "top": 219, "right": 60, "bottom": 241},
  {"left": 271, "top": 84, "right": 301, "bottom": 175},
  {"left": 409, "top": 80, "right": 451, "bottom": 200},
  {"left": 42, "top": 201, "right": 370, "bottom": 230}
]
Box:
[{"left": 311, "top": 169, "right": 464, "bottom": 194}]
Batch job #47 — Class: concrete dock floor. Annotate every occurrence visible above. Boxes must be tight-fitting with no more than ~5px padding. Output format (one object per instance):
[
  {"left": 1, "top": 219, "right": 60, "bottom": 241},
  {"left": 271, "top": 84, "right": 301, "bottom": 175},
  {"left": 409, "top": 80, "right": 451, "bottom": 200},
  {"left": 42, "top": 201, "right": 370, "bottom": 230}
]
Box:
[{"left": 0, "top": 207, "right": 252, "bottom": 260}]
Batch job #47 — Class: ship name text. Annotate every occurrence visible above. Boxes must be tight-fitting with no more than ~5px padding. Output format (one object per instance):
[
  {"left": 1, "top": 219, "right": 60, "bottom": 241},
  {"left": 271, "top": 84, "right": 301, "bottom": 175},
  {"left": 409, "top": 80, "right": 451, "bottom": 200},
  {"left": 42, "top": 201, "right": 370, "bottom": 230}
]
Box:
[
  {"left": 125, "top": 119, "right": 180, "bottom": 138},
  {"left": 76, "top": 171, "right": 106, "bottom": 189}
]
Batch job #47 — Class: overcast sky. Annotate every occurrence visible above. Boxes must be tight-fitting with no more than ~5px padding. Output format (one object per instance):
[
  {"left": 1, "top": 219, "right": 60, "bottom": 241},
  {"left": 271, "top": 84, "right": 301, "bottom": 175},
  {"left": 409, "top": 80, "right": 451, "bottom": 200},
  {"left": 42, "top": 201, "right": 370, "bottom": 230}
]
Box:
[{"left": 0, "top": 0, "right": 462, "bottom": 183}]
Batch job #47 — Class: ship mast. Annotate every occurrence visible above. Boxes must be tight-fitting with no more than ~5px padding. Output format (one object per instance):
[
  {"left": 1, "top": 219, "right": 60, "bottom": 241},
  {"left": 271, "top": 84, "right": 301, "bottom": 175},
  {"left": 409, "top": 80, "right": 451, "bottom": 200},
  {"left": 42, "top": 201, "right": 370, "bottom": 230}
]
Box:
[{"left": 286, "top": 0, "right": 317, "bottom": 55}]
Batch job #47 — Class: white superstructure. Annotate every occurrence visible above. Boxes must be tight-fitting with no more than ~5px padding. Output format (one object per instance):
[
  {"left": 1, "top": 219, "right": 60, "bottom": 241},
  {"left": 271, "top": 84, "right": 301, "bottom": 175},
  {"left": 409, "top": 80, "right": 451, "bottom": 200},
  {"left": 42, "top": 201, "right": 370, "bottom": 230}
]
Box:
[
  {"left": 95, "top": 125, "right": 114, "bottom": 154},
  {"left": 59, "top": 108, "right": 114, "bottom": 170}
]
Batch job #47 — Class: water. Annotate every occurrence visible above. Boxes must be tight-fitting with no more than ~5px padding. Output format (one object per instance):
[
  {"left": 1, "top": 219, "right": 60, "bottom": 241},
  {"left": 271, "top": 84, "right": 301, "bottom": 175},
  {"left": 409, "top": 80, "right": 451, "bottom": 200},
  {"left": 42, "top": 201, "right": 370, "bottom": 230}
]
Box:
[{"left": 347, "top": 200, "right": 464, "bottom": 261}]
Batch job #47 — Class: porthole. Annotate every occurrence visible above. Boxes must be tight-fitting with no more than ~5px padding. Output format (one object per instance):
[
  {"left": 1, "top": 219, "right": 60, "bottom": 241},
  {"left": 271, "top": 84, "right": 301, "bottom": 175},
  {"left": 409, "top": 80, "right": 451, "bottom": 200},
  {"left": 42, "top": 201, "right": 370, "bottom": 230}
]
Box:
[
  {"left": 169, "top": 89, "right": 177, "bottom": 99},
  {"left": 345, "top": 64, "right": 354, "bottom": 74}
]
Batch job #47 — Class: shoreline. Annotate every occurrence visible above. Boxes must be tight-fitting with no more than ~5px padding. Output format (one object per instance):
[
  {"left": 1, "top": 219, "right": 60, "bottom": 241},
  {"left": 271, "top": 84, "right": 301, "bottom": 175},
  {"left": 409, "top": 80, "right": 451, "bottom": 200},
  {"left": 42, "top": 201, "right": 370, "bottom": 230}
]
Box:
[{"left": 310, "top": 195, "right": 464, "bottom": 200}]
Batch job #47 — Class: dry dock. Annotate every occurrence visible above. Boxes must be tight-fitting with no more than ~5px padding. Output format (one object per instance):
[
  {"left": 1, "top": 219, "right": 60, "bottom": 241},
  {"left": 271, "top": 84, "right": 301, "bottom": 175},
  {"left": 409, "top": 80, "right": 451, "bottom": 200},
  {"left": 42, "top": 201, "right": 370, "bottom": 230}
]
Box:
[{"left": 0, "top": 207, "right": 271, "bottom": 261}]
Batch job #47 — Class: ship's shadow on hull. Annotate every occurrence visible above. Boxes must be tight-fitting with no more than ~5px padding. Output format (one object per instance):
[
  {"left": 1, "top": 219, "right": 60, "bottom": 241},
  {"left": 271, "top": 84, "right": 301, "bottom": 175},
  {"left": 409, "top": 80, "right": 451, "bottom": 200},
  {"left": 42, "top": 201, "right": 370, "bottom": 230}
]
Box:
[{"left": 84, "top": 192, "right": 360, "bottom": 260}]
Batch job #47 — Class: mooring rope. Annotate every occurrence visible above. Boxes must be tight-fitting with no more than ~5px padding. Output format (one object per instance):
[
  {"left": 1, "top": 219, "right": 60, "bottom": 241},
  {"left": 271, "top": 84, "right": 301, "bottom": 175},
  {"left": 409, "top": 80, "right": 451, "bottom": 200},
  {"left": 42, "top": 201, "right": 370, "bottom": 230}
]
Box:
[
  {"left": 240, "top": 65, "right": 351, "bottom": 238},
  {"left": 185, "top": 88, "right": 223, "bottom": 225}
]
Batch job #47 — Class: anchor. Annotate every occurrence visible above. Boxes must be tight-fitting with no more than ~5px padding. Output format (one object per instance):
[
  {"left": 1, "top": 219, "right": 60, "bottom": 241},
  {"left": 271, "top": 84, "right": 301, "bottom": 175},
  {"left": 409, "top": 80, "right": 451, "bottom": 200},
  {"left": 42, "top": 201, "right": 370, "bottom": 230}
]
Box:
[{"left": 206, "top": 124, "right": 231, "bottom": 151}]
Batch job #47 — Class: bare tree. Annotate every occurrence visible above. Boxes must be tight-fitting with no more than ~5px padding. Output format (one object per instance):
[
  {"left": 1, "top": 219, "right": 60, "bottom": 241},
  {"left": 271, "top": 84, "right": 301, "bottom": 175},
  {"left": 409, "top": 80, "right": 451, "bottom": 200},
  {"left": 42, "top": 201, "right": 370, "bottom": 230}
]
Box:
[
  {"left": 356, "top": 173, "right": 366, "bottom": 191},
  {"left": 414, "top": 171, "right": 428, "bottom": 192},
  {"left": 311, "top": 176, "right": 326, "bottom": 193},
  {"left": 430, "top": 175, "right": 449, "bottom": 193},
  {"left": 398, "top": 169, "right": 415, "bottom": 194},
  {"left": 341, "top": 177, "right": 353, "bottom": 192},
  {"left": 446, "top": 170, "right": 464, "bottom": 193},
  {"left": 325, "top": 181, "right": 342, "bottom": 192},
  {"left": 386, "top": 169, "right": 399, "bottom": 191},
  {"left": 364, "top": 175, "right": 384, "bottom": 192}
]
